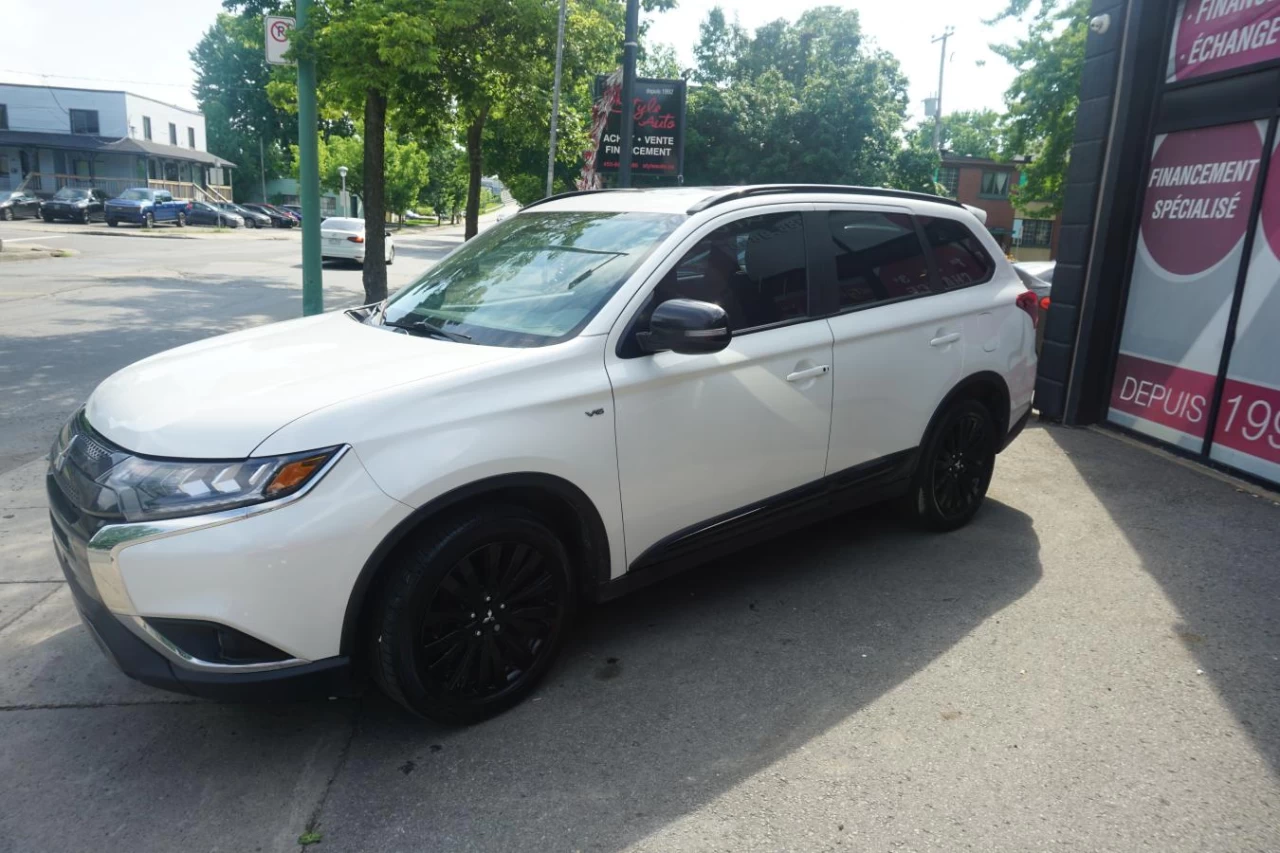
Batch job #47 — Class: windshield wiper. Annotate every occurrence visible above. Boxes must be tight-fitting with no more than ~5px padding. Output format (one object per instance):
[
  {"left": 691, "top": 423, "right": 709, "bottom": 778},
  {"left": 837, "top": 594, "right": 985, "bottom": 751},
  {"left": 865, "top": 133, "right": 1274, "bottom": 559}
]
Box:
[{"left": 382, "top": 316, "right": 473, "bottom": 343}]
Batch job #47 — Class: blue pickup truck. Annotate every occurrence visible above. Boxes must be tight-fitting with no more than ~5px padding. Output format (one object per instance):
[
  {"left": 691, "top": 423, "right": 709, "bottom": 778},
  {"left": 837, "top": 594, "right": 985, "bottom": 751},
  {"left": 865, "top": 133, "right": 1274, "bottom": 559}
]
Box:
[{"left": 104, "top": 188, "right": 192, "bottom": 228}]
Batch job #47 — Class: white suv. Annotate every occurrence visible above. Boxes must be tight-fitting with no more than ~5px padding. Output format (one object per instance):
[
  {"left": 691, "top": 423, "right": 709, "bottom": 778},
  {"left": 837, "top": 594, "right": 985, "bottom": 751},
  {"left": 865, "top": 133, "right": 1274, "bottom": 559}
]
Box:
[{"left": 48, "top": 185, "right": 1037, "bottom": 723}]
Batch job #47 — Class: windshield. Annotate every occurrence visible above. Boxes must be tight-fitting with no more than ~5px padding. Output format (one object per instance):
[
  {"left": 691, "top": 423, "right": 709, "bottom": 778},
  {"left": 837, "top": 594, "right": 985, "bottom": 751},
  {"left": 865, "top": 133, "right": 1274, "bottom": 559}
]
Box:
[
  {"left": 119, "top": 189, "right": 151, "bottom": 201},
  {"left": 383, "top": 211, "right": 684, "bottom": 347},
  {"left": 53, "top": 188, "right": 89, "bottom": 200}
]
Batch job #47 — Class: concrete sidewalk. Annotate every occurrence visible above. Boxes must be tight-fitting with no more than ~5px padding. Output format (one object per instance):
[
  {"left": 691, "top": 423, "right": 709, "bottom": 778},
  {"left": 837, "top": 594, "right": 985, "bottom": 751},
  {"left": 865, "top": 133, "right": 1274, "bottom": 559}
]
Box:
[{"left": 1, "top": 422, "right": 1277, "bottom": 852}]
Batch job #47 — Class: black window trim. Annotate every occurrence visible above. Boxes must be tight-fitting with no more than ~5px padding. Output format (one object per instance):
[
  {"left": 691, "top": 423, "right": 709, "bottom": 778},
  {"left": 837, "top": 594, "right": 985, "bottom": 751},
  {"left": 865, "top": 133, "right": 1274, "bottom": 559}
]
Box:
[{"left": 615, "top": 203, "right": 820, "bottom": 358}]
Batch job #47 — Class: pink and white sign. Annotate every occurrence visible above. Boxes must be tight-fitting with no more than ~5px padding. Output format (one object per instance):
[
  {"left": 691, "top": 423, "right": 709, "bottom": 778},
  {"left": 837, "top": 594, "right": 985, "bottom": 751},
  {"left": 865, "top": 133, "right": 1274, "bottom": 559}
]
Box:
[
  {"left": 1168, "top": 0, "right": 1280, "bottom": 82},
  {"left": 1109, "top": 121, "right": 1264, "bottom": 450},
  {"left": 1208, "top": 132, "right": 1280, "bottom": 484}
]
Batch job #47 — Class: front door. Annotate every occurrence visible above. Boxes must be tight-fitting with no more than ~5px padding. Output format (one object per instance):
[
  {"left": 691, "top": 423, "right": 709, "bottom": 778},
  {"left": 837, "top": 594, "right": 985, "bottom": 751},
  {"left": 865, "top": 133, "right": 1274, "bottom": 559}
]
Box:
[{"left": 606, "top": 208, "right": 834, "bottom": 565}]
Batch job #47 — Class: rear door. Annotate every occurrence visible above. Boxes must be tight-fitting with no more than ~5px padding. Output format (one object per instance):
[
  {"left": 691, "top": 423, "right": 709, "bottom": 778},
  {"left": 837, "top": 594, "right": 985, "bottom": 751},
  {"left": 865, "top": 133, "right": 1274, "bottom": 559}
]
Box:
[
  {"left": 818, "top": 205, "right": 998, "bottom": 474},
  {"left": 154, "top": 191, "right": 177, "bottom": 221}
]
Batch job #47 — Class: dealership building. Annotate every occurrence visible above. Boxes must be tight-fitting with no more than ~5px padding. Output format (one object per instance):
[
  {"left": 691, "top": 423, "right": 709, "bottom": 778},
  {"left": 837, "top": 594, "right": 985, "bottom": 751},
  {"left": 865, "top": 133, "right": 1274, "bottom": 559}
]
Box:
[{"left": 1038, "top": 0, "right": 1280, "bottom": 489}]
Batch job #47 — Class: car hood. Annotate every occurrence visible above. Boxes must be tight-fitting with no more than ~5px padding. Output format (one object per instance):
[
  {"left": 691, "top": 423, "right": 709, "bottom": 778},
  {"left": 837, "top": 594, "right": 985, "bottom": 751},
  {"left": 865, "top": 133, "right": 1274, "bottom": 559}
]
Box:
[{"left": 85, "top": 311, "right": 520, "bottom": 458}]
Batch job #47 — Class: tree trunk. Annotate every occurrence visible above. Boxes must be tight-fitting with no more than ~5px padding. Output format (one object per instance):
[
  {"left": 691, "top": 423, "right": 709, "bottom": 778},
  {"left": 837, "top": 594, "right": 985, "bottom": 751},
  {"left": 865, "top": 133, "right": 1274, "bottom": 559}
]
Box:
[
  {"left": 362, "top": 87, "right": 388, "bottom": 304},
  {"left": 464, "top": 105, "right": 489, "bottom": 240}
]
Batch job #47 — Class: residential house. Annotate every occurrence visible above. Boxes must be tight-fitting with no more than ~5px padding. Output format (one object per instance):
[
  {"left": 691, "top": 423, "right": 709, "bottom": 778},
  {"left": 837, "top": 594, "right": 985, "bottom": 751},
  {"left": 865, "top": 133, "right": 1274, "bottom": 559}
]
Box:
[
  {"left": 0, "top": 82, "right": 235, "bottom": 202},
  {"left": 936, "top": 152, "right": 1061, "bottom": 261}
]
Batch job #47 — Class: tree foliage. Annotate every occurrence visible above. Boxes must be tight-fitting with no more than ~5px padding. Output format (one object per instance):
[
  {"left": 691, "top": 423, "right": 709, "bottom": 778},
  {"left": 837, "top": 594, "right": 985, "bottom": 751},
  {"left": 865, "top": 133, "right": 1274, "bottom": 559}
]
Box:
[
  {"left": 683, "top": 6, "right": 912, "bottom": 189},
  {"left": 907, "top": 109, "right": 1010, "bottom": 160},
  {"left": 990, "top": 0, "right": 1088, "bottom": 213},
  {"left": 191, "top": 12, "right": 297, "bottom": 201}
]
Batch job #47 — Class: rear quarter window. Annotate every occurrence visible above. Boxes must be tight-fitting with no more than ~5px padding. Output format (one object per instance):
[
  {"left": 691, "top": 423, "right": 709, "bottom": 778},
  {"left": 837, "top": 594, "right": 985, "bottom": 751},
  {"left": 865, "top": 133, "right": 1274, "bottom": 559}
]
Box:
[{"left": 919, "top": 215, "right": 996, "bottom": 291}]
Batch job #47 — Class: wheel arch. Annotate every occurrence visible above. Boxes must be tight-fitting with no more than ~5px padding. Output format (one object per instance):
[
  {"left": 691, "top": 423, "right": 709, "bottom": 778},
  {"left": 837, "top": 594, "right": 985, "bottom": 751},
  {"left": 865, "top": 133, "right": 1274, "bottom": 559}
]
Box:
[
  {"left": 923, "top": 371, "right": 1012, "bottom": 451},
  {"left": 339, "top": 472, "right": 611, "bottom": 658}
]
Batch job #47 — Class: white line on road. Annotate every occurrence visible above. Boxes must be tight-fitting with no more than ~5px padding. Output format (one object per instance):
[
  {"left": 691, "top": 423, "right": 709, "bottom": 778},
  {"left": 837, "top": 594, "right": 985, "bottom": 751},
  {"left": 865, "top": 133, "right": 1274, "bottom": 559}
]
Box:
[{"left": 1, "top": 235, "right": 67, "bottom": 243}]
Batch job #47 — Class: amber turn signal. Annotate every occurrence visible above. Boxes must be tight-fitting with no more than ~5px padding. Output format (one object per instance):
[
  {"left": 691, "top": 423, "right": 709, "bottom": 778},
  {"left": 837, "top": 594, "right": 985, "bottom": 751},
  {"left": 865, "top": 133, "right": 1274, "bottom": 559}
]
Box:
[{"left": 264, "top": 454, "right": 330, "bottom": 497}]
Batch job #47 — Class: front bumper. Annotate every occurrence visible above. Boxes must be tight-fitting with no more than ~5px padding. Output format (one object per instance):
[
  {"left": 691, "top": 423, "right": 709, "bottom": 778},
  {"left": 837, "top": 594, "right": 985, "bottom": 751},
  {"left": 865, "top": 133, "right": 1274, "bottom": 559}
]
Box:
[
  {"left": 47, "top": 438, "right": 412, "bottom": 700},
  {"left": 59, "top": 547, "right": 354, "bottom": 701}
]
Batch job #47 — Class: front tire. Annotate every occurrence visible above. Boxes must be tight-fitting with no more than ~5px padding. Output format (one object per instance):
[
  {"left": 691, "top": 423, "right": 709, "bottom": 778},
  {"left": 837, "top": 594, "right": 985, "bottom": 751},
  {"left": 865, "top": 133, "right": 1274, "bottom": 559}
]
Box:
[
  {"left": 81, "top": 210, "right": 91, "bottom": 224},
  {"left": 142, "top": 212, "right": 154, "bottom": 229},
  {"left": 2, "top": 208, "right": 13, "bottom": 221},
  {"left": 106, "top": 219, "right": 118, "bottom": 227},
  {"left": 903, "top": 399, "right": 997, "bottom": 532},
  {"left": 372, "top": 507, "right": 577, "bottom": 725}
]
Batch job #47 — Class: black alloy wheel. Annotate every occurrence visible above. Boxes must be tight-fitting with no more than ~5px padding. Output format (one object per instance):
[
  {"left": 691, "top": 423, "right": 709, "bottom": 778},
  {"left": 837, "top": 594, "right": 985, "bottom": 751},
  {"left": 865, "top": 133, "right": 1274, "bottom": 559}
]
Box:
[
  {"left": 374, "top": 507, "right": 576, "bottom": 724},
  {"left": 904, "top": 399, "right": 997, "bottom": 531}
]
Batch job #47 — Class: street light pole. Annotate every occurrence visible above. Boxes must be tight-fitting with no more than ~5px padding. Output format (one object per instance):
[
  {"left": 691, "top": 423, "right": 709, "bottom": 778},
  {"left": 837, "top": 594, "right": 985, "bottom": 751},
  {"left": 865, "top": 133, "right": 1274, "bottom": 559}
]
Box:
[
  {"left": 931, "top": 26, "right": 954, "bottom": 157},
  {"left": 338, "top": 165, "right": 348, "bottom": 217},
  {"left": 545, "top": 0, "right": 568, "bottom": 198},
  {"left": 618, "top": 0, "right": 640, "bottom": 188},
  {"left": 297, "top": 0, "right": 323, "bottom": 316}
]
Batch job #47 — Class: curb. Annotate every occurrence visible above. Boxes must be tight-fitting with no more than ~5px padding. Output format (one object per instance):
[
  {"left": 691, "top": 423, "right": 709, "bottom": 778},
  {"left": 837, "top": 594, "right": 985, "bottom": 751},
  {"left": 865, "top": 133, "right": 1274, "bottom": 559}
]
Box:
[{"left": 0, "top": 246, "right": 78, "bottom": 262}]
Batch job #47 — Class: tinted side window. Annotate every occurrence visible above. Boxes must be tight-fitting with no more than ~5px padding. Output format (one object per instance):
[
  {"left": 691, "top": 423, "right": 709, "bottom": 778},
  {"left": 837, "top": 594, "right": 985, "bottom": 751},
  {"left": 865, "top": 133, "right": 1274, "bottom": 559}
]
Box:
[
  {"left": 828, "top": 211, "right": 932, "bottom": 309},
  {"left": 651, "top": 212, "right": 808, "bottom": 333},
  {"left": 919, "top": 215, "right": 996, "bottom": 291}
]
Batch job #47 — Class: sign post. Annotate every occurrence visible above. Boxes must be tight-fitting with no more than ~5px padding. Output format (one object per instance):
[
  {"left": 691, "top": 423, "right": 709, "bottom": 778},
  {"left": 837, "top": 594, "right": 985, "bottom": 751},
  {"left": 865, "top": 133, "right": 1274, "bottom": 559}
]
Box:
[{"left": 295, "top": 0, "right": 322, "bottom": 316}]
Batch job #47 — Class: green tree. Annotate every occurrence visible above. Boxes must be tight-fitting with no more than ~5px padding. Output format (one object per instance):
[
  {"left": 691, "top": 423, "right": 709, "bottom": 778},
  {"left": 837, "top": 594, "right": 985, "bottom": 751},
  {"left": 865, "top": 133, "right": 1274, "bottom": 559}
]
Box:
[
  {"left": 421, "top": 136, "right": 468, "bottom": 223},
  {"left": 640, "top": 41, "right": 682, "bottom": 79},
  {"left": 990, "top": 0, "right": 1088, "bottom": 213},
  {"left": 907, "top": 109, "right": 1010, "bottom": 160},
  {"left": 288, "top": 0, "right": 447, "bottom": 302},
  {"left": 191, "top": 12, "right": 296, "bottom": 201},
  {"left": 684, "top": 6, "right": 912, "bottom": 189}
]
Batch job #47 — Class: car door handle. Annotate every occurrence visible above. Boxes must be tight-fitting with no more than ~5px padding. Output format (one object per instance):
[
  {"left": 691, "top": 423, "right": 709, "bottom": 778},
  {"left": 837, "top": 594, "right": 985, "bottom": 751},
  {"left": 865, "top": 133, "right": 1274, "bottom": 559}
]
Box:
[
  {"left": 786, "top": 365, "right": 830, "bottom": 382},
  {"left": 930, "top": 332, "right": 961, "bottom": 347}
]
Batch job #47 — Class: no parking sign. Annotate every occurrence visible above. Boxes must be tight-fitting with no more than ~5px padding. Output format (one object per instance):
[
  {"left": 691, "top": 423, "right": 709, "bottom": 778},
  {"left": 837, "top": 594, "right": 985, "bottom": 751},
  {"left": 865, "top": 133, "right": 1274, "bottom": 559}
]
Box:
[{"left": 265, "top": 16, "right": 295, "bottom": 66}]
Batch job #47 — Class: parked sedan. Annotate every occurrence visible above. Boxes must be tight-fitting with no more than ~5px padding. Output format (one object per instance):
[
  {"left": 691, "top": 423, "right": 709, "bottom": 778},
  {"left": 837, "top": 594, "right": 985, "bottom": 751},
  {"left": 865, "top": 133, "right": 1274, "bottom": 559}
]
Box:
[
  {"left": 241, "top": 203, "right": 296, "bottom": 228},
  {"left": 218, "top": 202, "right": 270, "bottom": 229},
  {"left": 41, "top": 187, "right": 109, "bottom": 223},
  {"left": 281, "top": 204, "right": 303, "bottom": 223},
  {"left": 320, "top": 216, "right": 394, "bottom": 265},
  {"left": 187, "top": 200, "right": 242, "bottom": 228},
  {"left": 0, "top": 189, "right": 42, "bottom": 220}
]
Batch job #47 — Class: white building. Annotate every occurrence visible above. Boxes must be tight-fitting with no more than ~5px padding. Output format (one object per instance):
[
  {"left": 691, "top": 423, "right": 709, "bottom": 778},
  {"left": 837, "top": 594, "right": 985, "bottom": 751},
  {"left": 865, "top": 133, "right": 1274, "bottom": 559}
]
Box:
[{"left": 0, "top": 82, "right": 235, "bottom": 200}]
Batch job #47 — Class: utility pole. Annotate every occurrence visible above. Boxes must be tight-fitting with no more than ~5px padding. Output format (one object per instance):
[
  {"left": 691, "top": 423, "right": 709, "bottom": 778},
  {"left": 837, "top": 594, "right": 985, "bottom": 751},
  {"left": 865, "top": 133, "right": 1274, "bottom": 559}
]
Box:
[
  {"left": 931, "top": 26, "right": 954, "bottom": 156},
  {"left": 296, "top": 0, "right": 323, "bottom": 316},
  {"left": 545, "top": 0, "right": 568, "bottom": 198},
  {"left": 618, "top": 0, "right": 640, "bottom": 187}
]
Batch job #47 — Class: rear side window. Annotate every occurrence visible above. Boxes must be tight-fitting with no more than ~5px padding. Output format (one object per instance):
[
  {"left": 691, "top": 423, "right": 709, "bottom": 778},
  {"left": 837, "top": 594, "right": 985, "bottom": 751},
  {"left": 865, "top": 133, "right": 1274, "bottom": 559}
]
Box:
[
  {"left": 827, "top": 211, "right": 932, "bottom": 309},
  {"left": 919, "top": 215, "right": 996, "bottom": 290},
  {"left": 652, "top": 212, "right": 809, "bottom": 332}
]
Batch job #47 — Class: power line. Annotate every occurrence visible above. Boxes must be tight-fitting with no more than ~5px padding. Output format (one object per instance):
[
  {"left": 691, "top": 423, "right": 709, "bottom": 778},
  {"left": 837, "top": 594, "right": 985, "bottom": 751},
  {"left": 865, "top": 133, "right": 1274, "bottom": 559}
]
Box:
[{"left": 0, "top": 69, "right": 192, "bottom": 90}]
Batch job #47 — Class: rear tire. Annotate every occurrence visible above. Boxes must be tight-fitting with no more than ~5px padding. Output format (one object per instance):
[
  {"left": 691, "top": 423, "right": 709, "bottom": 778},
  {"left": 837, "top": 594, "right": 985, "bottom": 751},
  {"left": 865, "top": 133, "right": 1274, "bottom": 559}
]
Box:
[
  {"left": 902, "top": 399, "right": 997, "bottom": 532},
  {"left": 176, "top": 211, "right": 187, "bottom": 228},
  {"left": 2, "top": 208, "right": 13, "bottom": 221},
  {"left": 386, "top": 245, "right": 395, "bottom": 266},
  {"left": 106, "top": 219, "right": 118, "bottom": 227},
  {"left": 372, "top": 506, "right": 576, "bottom": 725}
]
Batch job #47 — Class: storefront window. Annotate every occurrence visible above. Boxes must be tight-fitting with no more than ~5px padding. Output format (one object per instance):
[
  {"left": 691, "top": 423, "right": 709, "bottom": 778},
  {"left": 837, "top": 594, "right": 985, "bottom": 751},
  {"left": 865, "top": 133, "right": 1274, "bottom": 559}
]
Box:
[{"left": 1108, "top": 121, "right": 1264, "bottom": 451}]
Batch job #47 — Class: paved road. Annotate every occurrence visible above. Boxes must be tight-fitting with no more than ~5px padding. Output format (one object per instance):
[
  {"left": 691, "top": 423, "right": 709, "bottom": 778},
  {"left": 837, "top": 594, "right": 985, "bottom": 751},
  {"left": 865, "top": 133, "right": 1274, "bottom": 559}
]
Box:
[
  {"left": 0, "top": 216, "right": 479, "bottom": 474},
  {"left": 1, "top": 221, "right": 1278, "bottom": 852}
]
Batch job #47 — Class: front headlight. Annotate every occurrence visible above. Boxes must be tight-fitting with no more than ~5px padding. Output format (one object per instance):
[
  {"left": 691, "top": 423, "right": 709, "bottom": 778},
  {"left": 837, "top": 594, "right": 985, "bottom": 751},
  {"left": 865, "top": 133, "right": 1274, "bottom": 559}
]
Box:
[{"left": 96, "top": 446, "right": 343, "bottom": 522}]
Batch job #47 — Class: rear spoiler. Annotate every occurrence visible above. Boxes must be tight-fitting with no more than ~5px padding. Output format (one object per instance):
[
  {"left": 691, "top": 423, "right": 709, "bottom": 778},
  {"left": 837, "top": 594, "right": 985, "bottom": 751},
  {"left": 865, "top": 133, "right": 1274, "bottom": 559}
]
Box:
[{"left": 963, "top": 204, "right": 988, "bottom": 225}]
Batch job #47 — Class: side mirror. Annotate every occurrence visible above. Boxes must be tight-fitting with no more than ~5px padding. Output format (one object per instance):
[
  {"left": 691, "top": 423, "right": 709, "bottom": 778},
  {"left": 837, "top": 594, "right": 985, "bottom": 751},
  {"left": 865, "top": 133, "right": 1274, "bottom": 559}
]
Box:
[{"left": 639, "top": 298, "right": 731, "bottom": 355}]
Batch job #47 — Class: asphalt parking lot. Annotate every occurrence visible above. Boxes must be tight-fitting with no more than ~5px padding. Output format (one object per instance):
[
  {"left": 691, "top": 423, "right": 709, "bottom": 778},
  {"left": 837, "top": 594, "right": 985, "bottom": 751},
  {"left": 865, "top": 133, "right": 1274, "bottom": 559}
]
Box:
[{"left": 1, "top": 220, "right": 1278, "bottom": 852}]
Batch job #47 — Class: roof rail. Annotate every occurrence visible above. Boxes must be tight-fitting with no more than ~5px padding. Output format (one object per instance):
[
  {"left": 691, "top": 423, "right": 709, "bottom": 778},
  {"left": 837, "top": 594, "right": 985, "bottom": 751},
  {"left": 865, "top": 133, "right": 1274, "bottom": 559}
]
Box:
[
  {"left": 686, "top": 184, "right": 966, "bottom": 214},
  {"left": 520, "top": 188, "right": 643, "bottom": 211}
]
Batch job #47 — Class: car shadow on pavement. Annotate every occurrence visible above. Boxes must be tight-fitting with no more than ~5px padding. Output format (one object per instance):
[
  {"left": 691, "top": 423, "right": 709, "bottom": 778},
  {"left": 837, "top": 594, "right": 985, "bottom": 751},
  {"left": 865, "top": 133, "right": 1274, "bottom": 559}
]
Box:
[
  {"left": 1044, "top": 425, "right": 1280, "bottom": 779},
  {"left": 314, "top": 498, "right": 1043, "bottom": 851}
]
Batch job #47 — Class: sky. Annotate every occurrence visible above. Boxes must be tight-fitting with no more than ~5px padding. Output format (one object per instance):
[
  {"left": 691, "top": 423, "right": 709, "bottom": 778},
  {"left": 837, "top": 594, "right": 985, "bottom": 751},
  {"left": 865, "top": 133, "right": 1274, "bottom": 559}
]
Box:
[{"left": 1, "top": 0, "right": 1026, "bottom": 127}]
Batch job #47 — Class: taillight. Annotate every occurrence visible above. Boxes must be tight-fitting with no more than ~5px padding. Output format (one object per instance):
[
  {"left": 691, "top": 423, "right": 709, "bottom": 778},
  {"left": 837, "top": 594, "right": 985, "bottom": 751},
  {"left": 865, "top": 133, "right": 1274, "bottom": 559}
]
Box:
[
  {"left": 347, "top": 235, "right": 364, "bottom": 243},
  {"left": 1015, "top": 291, "right": 1040, "bottom": 328},
  {"left": 1039, "top": 296, "right": 1051, "bottom": 311}
]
